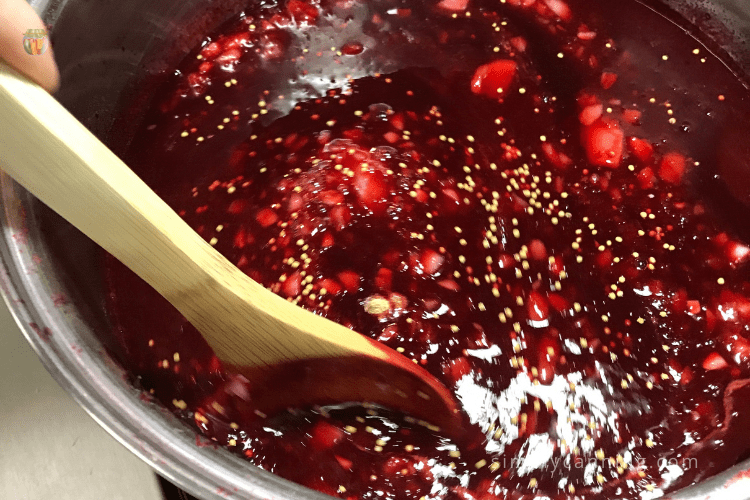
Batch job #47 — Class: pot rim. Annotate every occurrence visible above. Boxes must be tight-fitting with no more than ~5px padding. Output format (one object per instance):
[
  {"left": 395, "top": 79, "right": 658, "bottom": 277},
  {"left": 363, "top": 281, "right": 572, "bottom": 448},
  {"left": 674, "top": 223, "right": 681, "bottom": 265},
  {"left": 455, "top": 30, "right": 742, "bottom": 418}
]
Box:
[{"left": 3, "top": 1, "right": 749, "bottom": 499}]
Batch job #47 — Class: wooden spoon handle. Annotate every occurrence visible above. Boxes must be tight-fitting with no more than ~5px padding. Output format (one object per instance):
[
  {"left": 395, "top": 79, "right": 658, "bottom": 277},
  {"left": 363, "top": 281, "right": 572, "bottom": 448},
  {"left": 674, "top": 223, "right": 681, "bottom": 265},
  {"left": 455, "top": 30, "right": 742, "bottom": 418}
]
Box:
[
  {"left": 0, "top": 62, "right": 377, "bottom": 365},
  {"left": 0, "top": 64, "right": 462, "bottom": 431}
]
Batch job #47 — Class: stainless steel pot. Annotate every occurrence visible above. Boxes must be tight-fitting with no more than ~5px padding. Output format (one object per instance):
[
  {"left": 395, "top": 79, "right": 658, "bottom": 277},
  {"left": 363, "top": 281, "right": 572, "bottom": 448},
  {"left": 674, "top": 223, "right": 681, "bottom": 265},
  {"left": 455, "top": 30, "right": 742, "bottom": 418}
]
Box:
[{"left": 4, "top": 0, "right": 750, "bottom": 499}]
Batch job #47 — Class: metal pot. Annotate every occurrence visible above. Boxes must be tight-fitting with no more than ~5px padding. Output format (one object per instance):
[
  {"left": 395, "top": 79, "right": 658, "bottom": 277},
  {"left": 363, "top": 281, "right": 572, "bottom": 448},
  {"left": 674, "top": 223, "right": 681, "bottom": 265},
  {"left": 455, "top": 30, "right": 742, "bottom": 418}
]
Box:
[{"left": 4, "top": 0, "right": 750, "bottom": 498}]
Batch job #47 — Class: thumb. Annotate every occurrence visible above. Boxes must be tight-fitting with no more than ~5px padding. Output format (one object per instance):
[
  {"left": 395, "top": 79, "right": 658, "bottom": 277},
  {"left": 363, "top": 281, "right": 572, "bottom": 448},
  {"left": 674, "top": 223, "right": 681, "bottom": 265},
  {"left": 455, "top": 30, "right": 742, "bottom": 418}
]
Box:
[{"left": 0, "top": 0, "right": 60, "bottom": 92}]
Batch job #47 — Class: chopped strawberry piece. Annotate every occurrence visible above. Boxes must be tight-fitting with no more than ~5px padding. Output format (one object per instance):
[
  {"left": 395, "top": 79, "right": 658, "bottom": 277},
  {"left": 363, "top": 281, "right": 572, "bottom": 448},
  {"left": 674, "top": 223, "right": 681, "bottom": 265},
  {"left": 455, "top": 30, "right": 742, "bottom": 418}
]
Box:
[
  {"left": 441, "top": 187, "right": 462, "bottom": 212},
  {"left": 337, "top": 270, "right": 361, "bottom": 292},
  {"left": 309, "top": 420, "right": 344, "bottom": 449},
  {"left": 658, "top": 152, "right": 687, "bottom": 184},
  {"left": 437, "top": 0, "right": 469, "bottom": 11},
  {"left": 628, "top": 137, "right": 654, "bottom": 162},
  {"left": 260, "top": 32, "right": 286, "bottom": 59},
  {"left": 383, "top": 131, "right": 400, "bottom": 143},
  {"left": 686, "top": 300, "right": 701, "bottom": 315},
  {"left": 438, "top": 279, "right": 460, "bottom": 291},
  {"left": 702, "top": 352, "right": 728, "bottom": 371},
  {"left": 288, "top": 193, "right": 304, "bottom": 212},
  {"left": 637, "top": 167, "right": 655, "bottom": 189},
  {"left": 282, "top": 272, "right": 302, "bottom": 297},
  {"left": 418, "top": 249, "right": 445, "bottom": 275},
  {"left": 497, "top": 253, "right": 515, "bottom": 269},
  {"left": 354, "top": 170, "right": 389, "bottom": 211},
  {"left": 375, "top": 268, "right": 393, "bottom": 289},
  {"left": 544, "top": 0, "right": 572, "bottom": 20},
  {"left": 320, "top": 190, "right": 345, "bottom": 206},
  {"left": 582, "top": 119, "right": 624, "bottom": 167},
  {"left": 377, "top": 325, "right": 399, "bottom": 341},
  {"left": 726, "top": 241, "right": 750, "bottom": 266},
  {"left": 317, "top": 278, "right": 342, "bottom": 295},
  {"left": 256, "top": 208, "right": 278, "bottom": 228},
  {"left": 600, "top": 72, "right": 618, "bottom": 89},
  {"left": 577, "top": 29, "right": 597, "bottom": 40},
  {"left": 330, "top": 205, "right": 351, "bottom": 230},
  {"left": 286, "top": 0, "right": 319, "bottom": 24},
  {"left": 335, "top": 455, "right": 353, "bottom": 470},
  {"left": 200, "top": 42, "right": 222, "bottom": 59},
  {"left": 341, "top": 41, "right": 364, "bottom": 55},
  {"left": 233, "top": 227, "right": 247, "bottom": 249},
  {"left": 321, "top": 232, "right": 334, "bottom": 248},
  {"left": 442, "top": 356, "right": 472, "bottom": 384},
  {"left": 470, "top": 60, "right": 518, "bottom": 99},
  {"left": 527, "top": 291, "right": 549, "bottom": 322},
  {"left": 541, "top": 142, "right": 572, "bottom": 169},
  {"left": 227, "top": 199, "right": 248, "bottom": 215},
  {"left": 390, "top": 113, "right": 405, "bottom": 131},
  {"left": 579, "top": 103, "right": 603, "bottom": 126},
  {"left": 528, "top": 239, "right": 547, "bottom": 260},
  {"left": 510, "top": 36, "right": 528, "bottom": 52},
  {"left": 215, "top": 48, "right": 241, "bottom": 65},
  {"left": 547, "top": 293, "right": 569, "bottom": 312},
  {"left": 595, "top": 249, "right": 613, "bottom": 268},
  {"left": 730, "top": 337, "right": 750, "bottom": 364},
  {"left": 622, "top": 109, "right": 642, "bottom": 125},
  {"left": 186, "top": 73, "right": 209, "bottom": 94}
]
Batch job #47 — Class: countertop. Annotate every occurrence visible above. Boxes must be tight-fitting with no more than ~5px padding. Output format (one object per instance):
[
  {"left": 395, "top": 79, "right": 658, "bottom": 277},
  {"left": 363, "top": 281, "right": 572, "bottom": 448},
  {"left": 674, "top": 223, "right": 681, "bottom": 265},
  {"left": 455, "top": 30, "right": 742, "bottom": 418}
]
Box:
[{"left": 0, "top": 297, "right": 164, "bottom": 500}]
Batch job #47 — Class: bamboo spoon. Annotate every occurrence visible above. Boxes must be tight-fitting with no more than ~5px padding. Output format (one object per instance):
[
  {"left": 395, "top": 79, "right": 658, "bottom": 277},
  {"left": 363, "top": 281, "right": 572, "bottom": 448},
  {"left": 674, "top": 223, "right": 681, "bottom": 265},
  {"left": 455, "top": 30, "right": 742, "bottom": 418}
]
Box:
[{"left": 0, "top": 64, "right": 462, "bottom": 433}]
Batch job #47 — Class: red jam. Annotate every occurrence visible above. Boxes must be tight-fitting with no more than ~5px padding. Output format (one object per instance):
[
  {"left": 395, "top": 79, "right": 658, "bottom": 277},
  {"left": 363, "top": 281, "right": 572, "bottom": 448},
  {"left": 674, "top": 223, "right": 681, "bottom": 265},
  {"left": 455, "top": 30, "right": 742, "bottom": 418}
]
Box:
[{"left": 106, "top": 0, "right": 750, "bottom": 498}]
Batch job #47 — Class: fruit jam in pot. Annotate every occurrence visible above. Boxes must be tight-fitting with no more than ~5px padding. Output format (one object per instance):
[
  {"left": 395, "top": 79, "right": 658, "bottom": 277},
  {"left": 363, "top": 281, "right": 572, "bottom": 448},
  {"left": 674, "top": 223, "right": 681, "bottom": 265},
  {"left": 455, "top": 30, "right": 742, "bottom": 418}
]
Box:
[{"left": 106, "top": 0, "right": 750, "bottom": 498}]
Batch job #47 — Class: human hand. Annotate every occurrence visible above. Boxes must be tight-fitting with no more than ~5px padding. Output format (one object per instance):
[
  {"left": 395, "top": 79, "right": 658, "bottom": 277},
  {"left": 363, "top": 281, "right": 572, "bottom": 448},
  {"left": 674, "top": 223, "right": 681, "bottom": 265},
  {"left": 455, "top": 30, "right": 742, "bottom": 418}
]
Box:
[{"left": 0, "top": 0, "right": 60, "bottom": 92}]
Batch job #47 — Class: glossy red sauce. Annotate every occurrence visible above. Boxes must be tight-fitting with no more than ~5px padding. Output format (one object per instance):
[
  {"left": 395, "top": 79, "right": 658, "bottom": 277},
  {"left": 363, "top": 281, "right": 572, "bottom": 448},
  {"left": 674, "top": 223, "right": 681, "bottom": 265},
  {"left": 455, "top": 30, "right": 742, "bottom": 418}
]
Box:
[{"left": 105, "top": 0, "right": 750, "bottom": 498}]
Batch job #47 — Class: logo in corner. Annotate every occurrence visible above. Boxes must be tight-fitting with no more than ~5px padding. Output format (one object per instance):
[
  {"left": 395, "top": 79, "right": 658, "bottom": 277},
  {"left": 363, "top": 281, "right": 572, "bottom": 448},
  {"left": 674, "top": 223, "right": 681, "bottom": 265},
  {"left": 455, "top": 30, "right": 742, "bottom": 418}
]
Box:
[{"left": 22, "top": 29, "right": 49, "bottom": 56}]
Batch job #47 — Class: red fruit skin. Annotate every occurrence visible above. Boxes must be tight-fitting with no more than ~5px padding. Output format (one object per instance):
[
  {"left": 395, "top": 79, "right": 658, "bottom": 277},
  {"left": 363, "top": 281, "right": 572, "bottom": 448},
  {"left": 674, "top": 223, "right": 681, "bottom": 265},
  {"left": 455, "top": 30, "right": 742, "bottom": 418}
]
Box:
[
  {"left": 622, "top": 109, "right": 642, "bottom": 125},
  {"left": 528, "top": 239, "right": 547, "bottom": 260},
  {"left": 354, "top": 170, "right": 389, "bottom": 213},
  {"left": 375, "top": 268, "right": 393, "bottom": 289},
  {"left": 337, "top": 270, "right": 361, "bottom": 292},
  {"left": 703, "top": 352, "right": 729, "bottom": 371},
  {"left": 579, "top": 103, "right": 603, "bottom": 126},
  {"left": 582, "top": 119, "right": 624, "bottom": 168},
  {"left": 419, "top": 249, "right": 445, "bottom": 275},
  {"left": 341, "top": 41, "right": 364, "bottom": 55},
  {"left": 686, "top": 300, "right": 701, "bottom": 315},
  {"left": 201, "top": 42, "right": 222, "bottom": 59},
  {"left": 309, "top": 420, "right": 345, "bottom": 449},
  {"left": 659, "top": 152, "right": 687, "bottom": 184},
  {"left": 544, "top": 0, "right": 572, "bottom": 20},
  {"left": 282, "top": 272, "right": 302, "bottom": 297},
  {"left": 726, "top": 241, "right": 750, "bottom": 266},
  {"left": 437, "top": 0, "right": 469, "bottom": 11},
  {"left": 637, "top": 167, "right": 655, "bottom": 189},
  {"left": 628, "top": 137, "right": 654, "bottom": 162},
  {"left": 527, "top": 291, "right": 549, "bottom": 322},
  {"left": 470, "top": 60, "right": 518, "bottom": 99},
  {"left": 600, "top": 72, "right": 618, "bottom": 89},
  {"left": 442, "top": 357, "right": 472, "bottom": 384},
  {"left": 256, "top": 208, "right": 278, "bottom": 228},
  {"left": 286, "top": 0, "right": 319, "bottom": 24}
]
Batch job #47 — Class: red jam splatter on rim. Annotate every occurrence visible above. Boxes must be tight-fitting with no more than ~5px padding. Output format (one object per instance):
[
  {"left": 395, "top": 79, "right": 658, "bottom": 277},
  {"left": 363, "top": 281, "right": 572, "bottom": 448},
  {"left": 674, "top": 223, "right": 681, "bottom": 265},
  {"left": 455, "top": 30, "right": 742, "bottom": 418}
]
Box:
[{"left": 106, "top": 0, "right": 750, "bottom": 498}]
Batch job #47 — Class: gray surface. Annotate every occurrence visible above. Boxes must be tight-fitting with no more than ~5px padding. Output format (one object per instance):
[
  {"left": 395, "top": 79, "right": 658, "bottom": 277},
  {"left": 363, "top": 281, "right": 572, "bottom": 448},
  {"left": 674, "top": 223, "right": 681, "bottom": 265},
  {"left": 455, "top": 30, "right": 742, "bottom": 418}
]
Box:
[{"left": 0, "top": 300, "right": 162, "bottom": 500}]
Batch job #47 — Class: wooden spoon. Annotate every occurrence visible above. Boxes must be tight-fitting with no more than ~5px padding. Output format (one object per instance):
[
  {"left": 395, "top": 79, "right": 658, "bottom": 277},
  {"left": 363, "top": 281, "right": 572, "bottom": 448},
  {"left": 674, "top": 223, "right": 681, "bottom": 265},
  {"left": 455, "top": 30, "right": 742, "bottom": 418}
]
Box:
[{"left": 0, "top": 64, "right": 462, "bottom": 433}]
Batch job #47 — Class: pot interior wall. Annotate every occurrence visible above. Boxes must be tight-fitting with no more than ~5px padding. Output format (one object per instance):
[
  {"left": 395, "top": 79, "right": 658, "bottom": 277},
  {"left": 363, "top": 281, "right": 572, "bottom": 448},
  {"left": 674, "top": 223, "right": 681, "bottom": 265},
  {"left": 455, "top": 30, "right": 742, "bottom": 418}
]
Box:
[{"left": 10, "top": 0, "right": 750, "bottom": 499}]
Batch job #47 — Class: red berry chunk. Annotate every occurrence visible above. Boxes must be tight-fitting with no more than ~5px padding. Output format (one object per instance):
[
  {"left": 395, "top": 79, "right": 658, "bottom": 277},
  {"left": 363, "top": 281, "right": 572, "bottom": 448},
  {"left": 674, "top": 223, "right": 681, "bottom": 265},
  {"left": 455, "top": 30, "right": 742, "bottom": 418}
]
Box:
[
  {"left": 658, "top": 152, "right": 688, "bottom": 184},
  {"left": 437, "top": 0, "right": 469, "bottom": 11},
  {"left": 470, "top": 60, "right": 518, "bottom": 99},
  {"left": 582, "top": 118, "right": 624, "bottom": 167}
]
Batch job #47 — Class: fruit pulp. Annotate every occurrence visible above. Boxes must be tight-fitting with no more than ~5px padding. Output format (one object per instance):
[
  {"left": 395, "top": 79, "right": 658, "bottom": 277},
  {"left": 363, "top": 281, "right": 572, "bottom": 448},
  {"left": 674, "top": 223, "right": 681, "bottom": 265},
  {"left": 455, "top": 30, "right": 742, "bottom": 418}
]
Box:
[{"left": 106, "top": 0, "right": 750, "bottom": 498}]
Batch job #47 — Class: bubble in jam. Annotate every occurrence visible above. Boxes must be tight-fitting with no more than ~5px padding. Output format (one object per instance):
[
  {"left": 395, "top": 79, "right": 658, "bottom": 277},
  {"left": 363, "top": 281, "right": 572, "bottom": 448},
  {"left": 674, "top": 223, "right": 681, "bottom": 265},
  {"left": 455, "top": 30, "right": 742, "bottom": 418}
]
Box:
[{"left": 106, "top": 0, "right": 750, "bottom": 498}]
